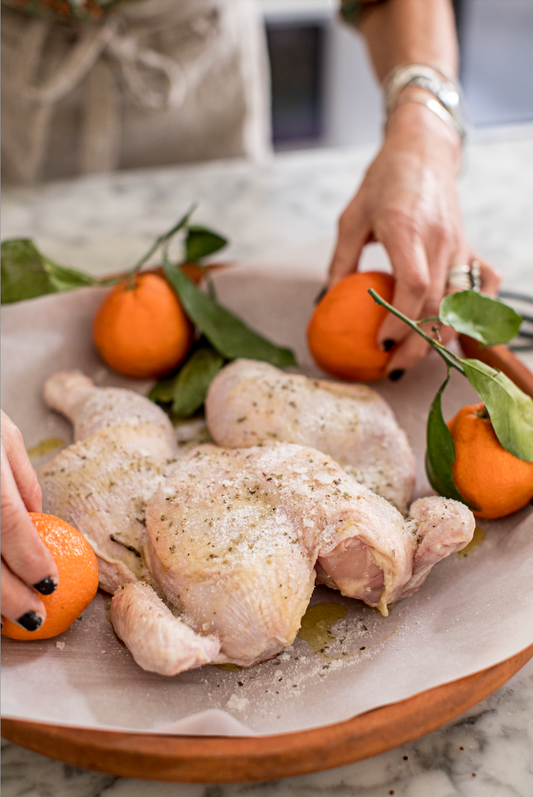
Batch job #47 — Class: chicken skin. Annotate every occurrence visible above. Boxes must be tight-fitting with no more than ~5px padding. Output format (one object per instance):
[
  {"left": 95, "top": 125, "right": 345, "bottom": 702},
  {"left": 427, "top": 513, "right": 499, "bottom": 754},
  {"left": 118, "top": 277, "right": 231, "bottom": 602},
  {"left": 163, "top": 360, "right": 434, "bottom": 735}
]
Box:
[
  {"left": 39, "top": 371, "right": 474, "bottom": 676},
  {"left": 39, "top": 371, "right": 179, "bottom": 592},
  {"left": 205, "top": 359, "right": 416, "bottom": 513}
]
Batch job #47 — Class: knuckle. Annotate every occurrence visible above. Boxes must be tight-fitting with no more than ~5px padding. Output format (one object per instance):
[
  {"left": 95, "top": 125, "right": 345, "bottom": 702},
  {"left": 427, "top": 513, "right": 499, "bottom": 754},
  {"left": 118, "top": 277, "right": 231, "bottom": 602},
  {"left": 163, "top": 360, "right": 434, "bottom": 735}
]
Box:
[
  {"left": 337, "top": 208, "right": 354, "bottom": 233},
  {"left": 0, "top": 495, "right": 23, "bottom": 536},
  {"left": 403, "top": 270, "right": 430, "bottom": 297},
  {"left": 382, "top": 207, "right": 422, "bottom": 239}
]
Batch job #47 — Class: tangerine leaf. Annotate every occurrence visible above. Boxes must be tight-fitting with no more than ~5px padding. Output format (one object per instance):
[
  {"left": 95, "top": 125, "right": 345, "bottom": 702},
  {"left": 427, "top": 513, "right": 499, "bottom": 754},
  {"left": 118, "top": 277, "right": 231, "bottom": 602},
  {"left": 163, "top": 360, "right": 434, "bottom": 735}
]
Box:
[
  {"left": 43, "top": 257, "right": 96, "bottom": 292},
  {"left": 440, "top": 291, "right": 522, "bottom": 346},
  {"left": 170, "top": 344, "right": 226, "bottom": 417},
  {"left": 460, "top": 358, "right": 533, "bottom": 461},
  {"left": 163, "top": 263, "right": 297, "bottom": 368},
  {"left": 149, "top": 374, "right": 178, "bottom": 405},
  {"left": 425, "top": 373, "right": 478, "bottom": 508},
  {"left": 185, "top": 226, "right": 227, "bottom": 262},
  {"left": 149, "top": 342, "right": 226, "bottom": 416},
  {"left": 1, "top": 239, "right": 94, "bottom": 304}
]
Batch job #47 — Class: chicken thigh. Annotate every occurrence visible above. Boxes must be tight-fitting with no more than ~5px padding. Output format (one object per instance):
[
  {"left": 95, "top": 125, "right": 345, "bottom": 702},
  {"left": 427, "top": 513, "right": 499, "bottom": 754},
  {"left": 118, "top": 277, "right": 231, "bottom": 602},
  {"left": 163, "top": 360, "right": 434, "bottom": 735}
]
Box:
[
  {"left": 205, "top": 359, "right": 416, "bottom": 513},
  {"left": 40, "top": 371, "right": 474, "bottom": 676},
  {"left": 39, "top": 371, "right": 179, "bottom": 592}
]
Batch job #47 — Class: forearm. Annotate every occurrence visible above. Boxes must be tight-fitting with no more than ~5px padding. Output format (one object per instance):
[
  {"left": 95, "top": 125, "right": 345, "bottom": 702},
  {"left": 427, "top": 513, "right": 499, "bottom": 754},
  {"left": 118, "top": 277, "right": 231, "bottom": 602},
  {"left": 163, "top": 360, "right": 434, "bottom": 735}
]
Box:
[{"left": 356, "top": 0, "right": 459, "bottom": 82}]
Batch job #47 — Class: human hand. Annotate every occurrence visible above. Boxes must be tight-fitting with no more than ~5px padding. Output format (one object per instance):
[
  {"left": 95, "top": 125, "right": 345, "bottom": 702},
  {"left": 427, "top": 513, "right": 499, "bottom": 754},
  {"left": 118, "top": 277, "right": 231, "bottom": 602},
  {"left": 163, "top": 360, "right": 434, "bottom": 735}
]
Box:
[
  {"left": 328, "top": 100, "right": 501, "bottom": 378},
  {"left": 1, "top": 411, "right": 59, "bottom": 631}
]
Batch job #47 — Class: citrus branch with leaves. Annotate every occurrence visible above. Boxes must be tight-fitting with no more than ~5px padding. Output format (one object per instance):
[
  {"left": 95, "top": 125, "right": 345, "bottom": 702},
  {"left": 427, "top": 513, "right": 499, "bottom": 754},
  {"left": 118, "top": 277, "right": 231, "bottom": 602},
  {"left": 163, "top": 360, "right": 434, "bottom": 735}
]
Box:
[{"left": 369, "top": 288, "right": 533, "bottom": 507}]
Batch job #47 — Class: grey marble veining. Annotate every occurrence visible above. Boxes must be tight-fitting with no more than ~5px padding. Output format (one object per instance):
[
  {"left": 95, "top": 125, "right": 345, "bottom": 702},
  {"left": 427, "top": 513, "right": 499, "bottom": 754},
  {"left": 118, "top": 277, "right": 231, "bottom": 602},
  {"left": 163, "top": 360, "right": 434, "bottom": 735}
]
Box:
[
  {"left": 2, "top": 135, "right": 533, "bottom": 796},
  {"left": 3, "top": 136, "right": 533, "bottom": 289}
]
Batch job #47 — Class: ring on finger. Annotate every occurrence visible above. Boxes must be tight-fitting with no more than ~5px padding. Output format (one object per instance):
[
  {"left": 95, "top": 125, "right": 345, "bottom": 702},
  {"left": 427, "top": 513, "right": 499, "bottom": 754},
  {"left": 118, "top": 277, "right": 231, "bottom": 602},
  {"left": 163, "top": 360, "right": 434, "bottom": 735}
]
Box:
[{"left": 446, "top": 259, "right": 482, "bottom": 292}]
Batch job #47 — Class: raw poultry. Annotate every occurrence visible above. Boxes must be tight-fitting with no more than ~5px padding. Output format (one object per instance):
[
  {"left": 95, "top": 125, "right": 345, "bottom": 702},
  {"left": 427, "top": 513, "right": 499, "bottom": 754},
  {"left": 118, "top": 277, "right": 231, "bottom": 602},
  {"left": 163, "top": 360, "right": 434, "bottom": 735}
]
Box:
[
  {"left": 38, "top": 370, "right": 474, "bottom": 675},
  {"left": 206, "top": 359, "right": 416, "bottom": 513}
]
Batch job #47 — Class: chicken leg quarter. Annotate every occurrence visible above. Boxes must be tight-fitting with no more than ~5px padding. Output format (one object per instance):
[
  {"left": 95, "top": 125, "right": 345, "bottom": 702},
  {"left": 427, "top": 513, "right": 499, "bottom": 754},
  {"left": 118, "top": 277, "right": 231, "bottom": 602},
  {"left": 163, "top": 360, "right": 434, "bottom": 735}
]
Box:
[{"left": 205, "top": 359, "right": 416, "bottom": 513}]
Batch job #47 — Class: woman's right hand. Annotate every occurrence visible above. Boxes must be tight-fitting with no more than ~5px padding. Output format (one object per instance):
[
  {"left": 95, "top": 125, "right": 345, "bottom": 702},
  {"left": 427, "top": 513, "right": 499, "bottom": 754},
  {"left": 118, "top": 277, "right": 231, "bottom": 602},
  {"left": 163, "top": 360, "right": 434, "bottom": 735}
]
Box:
[{"left": 1, "top": 411, "right": 59, "bottom": 632}]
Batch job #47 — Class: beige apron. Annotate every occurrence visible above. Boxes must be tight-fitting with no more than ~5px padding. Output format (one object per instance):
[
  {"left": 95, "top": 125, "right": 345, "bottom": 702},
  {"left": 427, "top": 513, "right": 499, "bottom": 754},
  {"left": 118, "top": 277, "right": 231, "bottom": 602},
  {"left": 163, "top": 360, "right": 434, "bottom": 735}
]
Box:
[{"left": 1, "top": 0, "right": 271, "bottom": 184}]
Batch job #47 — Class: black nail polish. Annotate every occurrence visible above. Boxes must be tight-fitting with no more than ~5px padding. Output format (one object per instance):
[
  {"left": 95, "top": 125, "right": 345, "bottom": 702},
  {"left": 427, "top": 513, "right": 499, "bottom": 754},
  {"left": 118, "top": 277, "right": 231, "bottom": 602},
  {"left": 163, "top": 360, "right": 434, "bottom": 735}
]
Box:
[
  {"left": 17, "top": 611, "right": 43, "bottom": 632},
  {"left": 388, "top": 369, "right": 405, "bottom": 382},
  {"left": 314, "top": 287, "right": 327, "bottom": 305},
  {"left": 33, "top": 577, "right": 58, "bottom": 595},
  {"left": 382, "top": 339, "right": 396, "bottom": 352}
]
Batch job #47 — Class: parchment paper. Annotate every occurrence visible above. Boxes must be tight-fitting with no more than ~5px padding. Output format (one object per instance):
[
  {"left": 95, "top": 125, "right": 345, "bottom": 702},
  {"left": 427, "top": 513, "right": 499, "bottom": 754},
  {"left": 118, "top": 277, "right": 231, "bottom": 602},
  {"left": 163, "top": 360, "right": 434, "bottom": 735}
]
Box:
[{"left": 2, "top": 257, "right": 532, "bottom": 737}]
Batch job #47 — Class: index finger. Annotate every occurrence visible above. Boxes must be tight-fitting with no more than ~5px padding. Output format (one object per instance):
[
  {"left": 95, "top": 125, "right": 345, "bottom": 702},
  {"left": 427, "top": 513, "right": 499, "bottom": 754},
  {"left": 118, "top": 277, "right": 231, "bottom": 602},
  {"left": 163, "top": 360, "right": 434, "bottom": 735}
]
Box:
[
  {"left": 1, "top": 411, "right": 42, "bottom": 512},
  {"left": 1, "top": 443, "right": 58, "bottom": 591}
]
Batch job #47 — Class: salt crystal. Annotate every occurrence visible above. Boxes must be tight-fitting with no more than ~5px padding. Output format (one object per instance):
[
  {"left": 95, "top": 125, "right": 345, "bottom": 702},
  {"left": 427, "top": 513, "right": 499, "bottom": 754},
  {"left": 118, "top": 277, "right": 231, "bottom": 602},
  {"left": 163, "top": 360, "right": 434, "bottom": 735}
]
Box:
[
  {"left": 315, "top": 471, "right": 334, "bottom": 485},
  {"left": 226, "top": 694, "right": 249, "bottom": 712},
  {"left": 55, "top": 641, "right": 65, "bottom": 650}
]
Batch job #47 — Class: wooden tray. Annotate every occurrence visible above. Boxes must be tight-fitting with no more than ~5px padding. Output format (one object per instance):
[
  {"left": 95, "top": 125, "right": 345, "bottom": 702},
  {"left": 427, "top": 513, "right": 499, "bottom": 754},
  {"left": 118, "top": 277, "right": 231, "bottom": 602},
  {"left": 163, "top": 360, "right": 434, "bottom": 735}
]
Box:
[{"left": 3, "top": 644, "right": 532, "bottom": 783}]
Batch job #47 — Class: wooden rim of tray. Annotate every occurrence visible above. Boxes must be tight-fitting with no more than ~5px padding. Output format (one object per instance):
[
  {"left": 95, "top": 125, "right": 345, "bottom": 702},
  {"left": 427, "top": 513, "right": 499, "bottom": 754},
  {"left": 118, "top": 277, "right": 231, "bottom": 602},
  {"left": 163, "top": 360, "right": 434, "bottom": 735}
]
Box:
[{"left": 3, "top": 644, "right": 532, "bottom": 783}]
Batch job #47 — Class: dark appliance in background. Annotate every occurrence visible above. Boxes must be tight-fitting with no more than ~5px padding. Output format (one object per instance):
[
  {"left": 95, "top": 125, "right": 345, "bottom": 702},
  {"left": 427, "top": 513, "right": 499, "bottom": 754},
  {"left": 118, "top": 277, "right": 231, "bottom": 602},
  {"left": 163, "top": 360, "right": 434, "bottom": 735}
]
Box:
[{"left": 263, "top": 0, "right": 533, "bottom": 150}]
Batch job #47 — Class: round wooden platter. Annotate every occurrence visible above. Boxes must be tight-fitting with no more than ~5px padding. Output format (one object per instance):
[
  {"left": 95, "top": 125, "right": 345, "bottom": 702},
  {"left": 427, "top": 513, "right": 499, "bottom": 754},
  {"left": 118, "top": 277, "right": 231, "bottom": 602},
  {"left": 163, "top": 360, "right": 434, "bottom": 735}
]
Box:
[{"left": 3, "top": 644, "right": 532, "bottom": 783}]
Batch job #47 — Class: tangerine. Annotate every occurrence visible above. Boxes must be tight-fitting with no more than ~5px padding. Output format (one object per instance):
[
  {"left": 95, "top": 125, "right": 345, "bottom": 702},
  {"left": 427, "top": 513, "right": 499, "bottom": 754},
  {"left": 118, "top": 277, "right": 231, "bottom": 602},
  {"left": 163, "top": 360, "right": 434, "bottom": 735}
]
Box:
[
  {"left": 448, "top": 402, "right": 533, "bottom": 519},
  {"left": 307, "top": 271, "right": 395, "bottom": 382},
  {"left": 2, "top": 513, "right": 99, "bottom": 640},
  {"left": 93, "top": 272, "right": 193, "bottom": 379}
]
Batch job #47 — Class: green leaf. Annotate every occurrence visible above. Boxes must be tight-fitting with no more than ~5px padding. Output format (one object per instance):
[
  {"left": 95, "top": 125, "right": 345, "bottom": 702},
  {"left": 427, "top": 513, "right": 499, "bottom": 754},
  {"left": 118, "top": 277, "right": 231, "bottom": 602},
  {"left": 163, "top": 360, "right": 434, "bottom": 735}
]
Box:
[
  {"left": 148, "top": 374, "right": 179, "bottom": 405},
  {"left": 2, "top": 239, "right": 57, "bottom": 304},
  {"left": 171, "top": 344, "right": 226, "bottom": 417},
  {"left": 43, "top": 257, "right": 96, "bottom": 292},
  {"left": 149, "top": 342, "right": 226, "bottom": 417},
  {"left": 1, "top": 239, "right": 95, "bottom": 304},
  {"left": 425, "top": 373, "right": 478, "bottom": 508},
  {"left": 163, "top": 263, "right": 297, "bottom": 368},
  {"left": 460, "top": 358, "right": 533, "bottom": 461},
  {"left": 439, "top": 291, "right": 523, "bottom": 346},
  {"left": 185, "top": 225, "right": 228, "bottom": 262}
]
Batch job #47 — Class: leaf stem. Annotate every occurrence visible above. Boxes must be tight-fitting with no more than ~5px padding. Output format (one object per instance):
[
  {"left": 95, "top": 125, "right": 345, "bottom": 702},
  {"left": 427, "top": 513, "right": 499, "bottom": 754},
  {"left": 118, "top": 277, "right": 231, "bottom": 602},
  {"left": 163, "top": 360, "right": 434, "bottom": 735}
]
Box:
[
  {"left": 416, "top": 316, "right": 440, "bottom": 325},
  {"left": 368, "top": 289, "right": 465, "bottom": 374},
  {"left": 126, "top": 204, "right": 197, "bottom": 280}
]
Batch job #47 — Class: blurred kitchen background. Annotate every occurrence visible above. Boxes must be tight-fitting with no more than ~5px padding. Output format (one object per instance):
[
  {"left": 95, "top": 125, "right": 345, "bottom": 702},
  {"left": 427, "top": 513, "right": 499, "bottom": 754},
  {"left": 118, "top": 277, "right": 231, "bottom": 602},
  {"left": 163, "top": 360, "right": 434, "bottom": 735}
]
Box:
[{"left": 261, "top": 0, "right": 533, "bottom": 150}]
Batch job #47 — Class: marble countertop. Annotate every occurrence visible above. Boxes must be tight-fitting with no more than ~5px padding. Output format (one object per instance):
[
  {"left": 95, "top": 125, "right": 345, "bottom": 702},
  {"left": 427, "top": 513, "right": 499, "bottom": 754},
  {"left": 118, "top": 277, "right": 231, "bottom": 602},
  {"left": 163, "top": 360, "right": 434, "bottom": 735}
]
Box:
[{"left": 2, "top": 133, "right": 533, "bottom": 796}]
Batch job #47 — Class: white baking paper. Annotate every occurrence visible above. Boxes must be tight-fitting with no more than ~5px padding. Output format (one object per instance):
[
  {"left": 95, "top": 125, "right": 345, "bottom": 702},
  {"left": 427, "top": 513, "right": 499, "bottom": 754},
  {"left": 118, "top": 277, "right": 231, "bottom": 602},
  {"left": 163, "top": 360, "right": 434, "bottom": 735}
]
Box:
[{"left": 2, "top": 263, "right": 532, "bottom": 737}]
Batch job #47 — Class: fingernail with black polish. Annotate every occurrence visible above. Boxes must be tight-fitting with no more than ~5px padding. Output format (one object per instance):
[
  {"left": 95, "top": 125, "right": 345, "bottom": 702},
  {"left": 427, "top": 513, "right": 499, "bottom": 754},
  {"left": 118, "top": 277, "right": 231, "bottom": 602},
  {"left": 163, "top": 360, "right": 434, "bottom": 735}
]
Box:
[
  {"left": 314, "top": 287, "right": 327, "bottom": 305},
  {"left": 388, "top": 369, "right": 405, "bottom": 382},
  {"left": 382, "top": 339, "right": 396, "bottom": 352},
  {"left": 33, "top": 576, "right": 58, "bottom": 595},
  {"left": 17, "top": 611, "right": 43, "bottom": 632}
]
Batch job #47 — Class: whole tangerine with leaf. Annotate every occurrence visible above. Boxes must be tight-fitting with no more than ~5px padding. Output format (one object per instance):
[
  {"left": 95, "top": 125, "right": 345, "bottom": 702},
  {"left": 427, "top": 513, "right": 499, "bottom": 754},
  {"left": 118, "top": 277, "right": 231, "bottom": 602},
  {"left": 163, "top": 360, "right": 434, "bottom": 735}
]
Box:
[
  {"left": 307, "top": 271, "right": 395, "bottom": 382},
  {"left": 2, "top": 513, "right": 99, "bottom": 640},
  {"left": 447, "top": 402, "right": 533, "bottom": 519},
  {"left": 93, "top": 271, "right": 193, "bottom": 379}
]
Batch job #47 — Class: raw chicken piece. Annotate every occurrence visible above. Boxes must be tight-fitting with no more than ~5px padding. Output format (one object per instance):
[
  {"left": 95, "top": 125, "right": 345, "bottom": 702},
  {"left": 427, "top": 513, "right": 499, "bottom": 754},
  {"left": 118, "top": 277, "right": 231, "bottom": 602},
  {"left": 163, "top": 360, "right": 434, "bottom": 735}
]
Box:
[
  {"left": 205, "top": 359, "right": 416, "bottom": 513},
  {"left": 144, "top": 443, "right": 474, "bottom": 667},
  {"left": 39, "top": 372, "right": 179, "bottom": 593},
  {"left": 399, "top": 497, "right": 479, "bottom": 600},
  {"left": 144, "top": 444, "right": 410, "bottom": 667},
  {"left": 40, "top": 371, "right": 474, "bottom": 675},
  {"left": 111, "top": 582, "right": 220, "bottom": 675},
  {"left": 44, "top": 370, "right": 176, "bottom": 443}
]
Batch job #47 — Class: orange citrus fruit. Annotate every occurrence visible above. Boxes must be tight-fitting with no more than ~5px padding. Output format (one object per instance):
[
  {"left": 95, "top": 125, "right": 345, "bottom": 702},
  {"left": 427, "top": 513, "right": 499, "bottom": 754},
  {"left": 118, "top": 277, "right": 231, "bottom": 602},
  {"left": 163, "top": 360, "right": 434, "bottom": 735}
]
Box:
[
  {"left": 2, "top": 513, "right": 99, "bottom": 640},
  {"left": 93, "top": 271, "right": 193, "bottom": 379},
  {"left": 307, "top": 271, "right": 396, "bottom": 382},
  {"left": 448, "top": 402, "right": 533, "bottom": 519}
]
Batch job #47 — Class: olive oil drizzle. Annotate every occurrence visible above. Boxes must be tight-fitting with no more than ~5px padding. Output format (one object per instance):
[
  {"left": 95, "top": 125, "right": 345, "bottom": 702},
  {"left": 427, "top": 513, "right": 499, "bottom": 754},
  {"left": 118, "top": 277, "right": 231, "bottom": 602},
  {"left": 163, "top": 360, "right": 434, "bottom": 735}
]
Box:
[
  {"left": 457, "top": 526, "right": 486, "bottom": 558},
  {"left": 27, "top": 437, "right": 65, "bottom": 458},
  {"left": 297, "top": 602, "right": 348, "bottom": 659}
]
